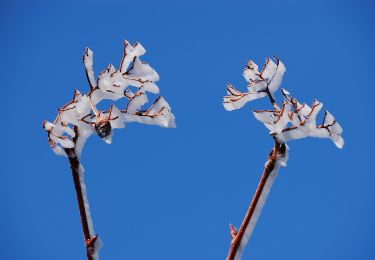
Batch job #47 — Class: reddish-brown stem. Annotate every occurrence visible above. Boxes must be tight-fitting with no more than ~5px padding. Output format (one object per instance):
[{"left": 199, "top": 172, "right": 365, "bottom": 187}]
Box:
[
  {"left": 227, "top": 141, "right": 286, "bottom": 260},
  {"left": 65, "top": 148, "right": 98, "bottom": 260}
]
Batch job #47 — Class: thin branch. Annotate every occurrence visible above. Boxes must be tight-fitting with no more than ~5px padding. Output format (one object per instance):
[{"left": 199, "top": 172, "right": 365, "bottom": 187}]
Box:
[
  {"left": 227, "top": 141, "right": 286, "bottom": 260},
  {"left": 65, "top": 146, "right": 98, "bottom": 260}
]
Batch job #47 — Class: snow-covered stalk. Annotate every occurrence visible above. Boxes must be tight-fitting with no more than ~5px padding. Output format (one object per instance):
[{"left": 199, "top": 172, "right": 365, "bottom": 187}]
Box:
[
  {"left": 43, "top": 40, "right": 176, "bottom": 260},
  {"left": 223, "top": 57, "right": 344, "bottom": 259},
  {"left": 227, "top": 140, "right": 287, "bottom": 260},
  {"left": 65, "top": 148, "right": 99, "bottom": 260}
]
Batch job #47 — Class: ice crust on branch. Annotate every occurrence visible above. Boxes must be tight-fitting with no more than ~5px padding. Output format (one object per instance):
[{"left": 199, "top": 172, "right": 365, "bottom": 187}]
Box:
[
  {"left": 234, "top": 145, "right": 289, "bottom": 260},
  {"left": 223, "top": 57, "right": 285, "bottom": 111},
  {"left": 43, "top": 40, "right": 176, "bottom": 158},
  {"left": 223, "top": 57, "right": 344, "bottom": 148},
  {"left": 223, "top": 57, "right": 344, "bottom": 260}
]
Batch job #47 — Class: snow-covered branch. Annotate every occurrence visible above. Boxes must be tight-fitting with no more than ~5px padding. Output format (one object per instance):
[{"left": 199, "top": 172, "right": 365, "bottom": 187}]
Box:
[
  {"left": 227, "top": 141, "right": 288, "bottom": 260},
  {"left": 43, "top": 40, "right": 175, "bottom": 260},
  {"left": 43, "top": 40, "right": 175, "bottom": 159},
  {"left": 223, "top": 57, "right": 344, "bottom": 260}
]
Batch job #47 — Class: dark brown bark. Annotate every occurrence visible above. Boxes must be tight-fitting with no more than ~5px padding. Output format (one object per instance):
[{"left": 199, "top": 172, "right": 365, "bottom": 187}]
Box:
[
  {"left": 65, "top": 148, "right": 98, "bottom": 260},
  {"left": 227, "top": 141, "right": 286, "bottom": 260}
]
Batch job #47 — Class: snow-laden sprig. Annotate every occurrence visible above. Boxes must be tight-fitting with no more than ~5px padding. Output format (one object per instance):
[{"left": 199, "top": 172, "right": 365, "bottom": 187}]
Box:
[
  {"left": 43, "top": 40, "right": 176, "bottom": 158},
  {"left": 42, "top": 40, "right": 175, "bottom": 260},
  {"left": 223, "top": 57, "right": 344, "bottom": 260},
  {"left": 223, "top": 57, "right": 285, "bottom": 111},
  {"left": 223, "top": 56, "right": 344, "bottom": 148}
]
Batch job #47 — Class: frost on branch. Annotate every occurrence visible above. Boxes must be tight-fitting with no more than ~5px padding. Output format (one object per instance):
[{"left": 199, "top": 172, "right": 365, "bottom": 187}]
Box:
[
  {"left": 43, "top": 40, "right": 176, "bottom": 159},
  {"left": 223, "top": 57, "right": 344, "bottom": 148},
  {"left": 42, "top": 40, "right": 175, "bottom": 260},
  {"left": 223, "top": 57, "right": 285, "bottom": 111},
  {"left": 223, "top": 57, "right": 344, "bottom": 260}
]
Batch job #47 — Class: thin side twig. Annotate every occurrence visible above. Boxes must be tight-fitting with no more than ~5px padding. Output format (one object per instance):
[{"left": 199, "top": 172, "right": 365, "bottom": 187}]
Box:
[{"left": 227, "top": 140, "right": 286, "bottom": 260}]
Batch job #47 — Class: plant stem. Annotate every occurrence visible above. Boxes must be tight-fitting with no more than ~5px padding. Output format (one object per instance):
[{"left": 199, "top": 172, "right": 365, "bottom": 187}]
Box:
[
  {"left": 227, "top": 141, "right": 286, "bottom": 260},
  {"left": 65, "top": 148, "right": 98, "bottom": 260}
]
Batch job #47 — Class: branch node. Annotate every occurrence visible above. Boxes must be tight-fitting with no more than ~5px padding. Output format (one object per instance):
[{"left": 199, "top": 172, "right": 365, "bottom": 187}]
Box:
[{"left": 229, "top": 224, "right": 238, "bottom": 240}]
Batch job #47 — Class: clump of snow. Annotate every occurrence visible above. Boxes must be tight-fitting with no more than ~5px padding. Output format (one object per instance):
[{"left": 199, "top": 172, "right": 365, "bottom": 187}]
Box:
[
  {"left": 43, "top": 40, "right": 176, "bottom": 158},
  {"left": 223, "top": 57, "right": 286, "bottom": 111},
  {"left": 123, "top": 96, "right": 176, "bottom": 128},
  {"left": 223, "top": 83, "right": 266, "bottom": 111},
  {"left": 83, "top": 48, "right": 96, "bottom": 90},
  {"left": 253, "top": 102, "right": 292, "bottom": 134},
  {"left": 126, "top": 91, "right": 148, "bottom": 113},
  {"left": 91, "top": 237, "right": 103, "bottom": 260},
  {"left": 127, "top": 57, "right": 160, "bottom": 82},
  {"left": 223, "top": 57, "right": 344, "bottom": 148}
]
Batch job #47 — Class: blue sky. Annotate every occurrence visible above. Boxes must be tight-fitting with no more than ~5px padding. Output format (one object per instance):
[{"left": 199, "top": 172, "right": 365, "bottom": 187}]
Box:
[{"left": 1, "top": 0, "right": 374, "bottom": 259}]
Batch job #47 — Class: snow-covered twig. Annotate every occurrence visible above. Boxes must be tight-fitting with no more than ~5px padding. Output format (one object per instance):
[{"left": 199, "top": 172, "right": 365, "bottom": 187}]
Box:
[
  {"left": 223, "top": 57, "right": 344, "bottom": 259},
  {"left": 43, "top": 40, "right": 176, "bottom": 260},
  {"left": 65, "top": 148, "right": 101, "bottom": 260},
  {"left": 227, "top": 140, "right": 288, "bottom": 260}
]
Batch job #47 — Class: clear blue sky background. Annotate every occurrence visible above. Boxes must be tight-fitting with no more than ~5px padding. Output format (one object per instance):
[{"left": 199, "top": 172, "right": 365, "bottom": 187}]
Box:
[{"left": 1, "top": 0, "right": 374, "bottom": 259}]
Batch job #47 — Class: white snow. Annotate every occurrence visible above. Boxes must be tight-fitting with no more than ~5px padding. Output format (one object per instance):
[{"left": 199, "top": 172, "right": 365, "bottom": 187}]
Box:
[
  {"left": 127, "top": 57, "right": 159, "bottom": 82},
  {"left": 44, "top": 39, "right": 176, "bottom": 159},
  {"left": 76, "top": 94, "right": 92, "bottom": 117},
  {"left": 260, "top": 58, "right": 277, "bottom": 80},
  {"left": 74, "top": 122, "right": 94, "bottom": 159},
  {"left": 97, "top": 70, "right": 125, "bottom": 101},
  {"left": 274, "top": 98, "right": 344, "bottom": 148},
  {"left": 77, "top": 164, "right": 95, "bottom": 237},
  {"left": 108, "top": 105, "right": 125, "bottom": 129},
  {"left": 89, "top": 89, "right": 105, "bottom": 106},
  {"left": 253, "top": 110, "right": 274, "bottom": 125},
  {"left": 43, "top": 121, "right": 75, "bottom": 149},
  {"left": 126, "top": 91, "right": 148, "bottom": 113},
  {"left": 52, "top": 143, "right": 67, "bottom": 157},
  {"left": 243, "top": 60, "right": 261, "bottom": 82},
  {"left": 124, "top": 96, "right": 176, "bottom": 128},
  {"left": 252, "top": 103, "right": 292, "bottom": 134},
  {"left": 247, "top": 80, "right": 267, "bottom": 93},
  {"left": 83, "top": 48, "right": 96, "bottom": 89},
  {"left": 248, "top": 84, "right": 345, "bottom": 148},
  {"left": 92, "top": 237, "right": 103, "bottom": 260},
  {"left": 223, "top": 84, "right": 266, "bottom": 111},
  {"left": 140, "top": 81, "right": 160, "bottom": 94},
  {"left": 267, "top": 58, "right": 286, "bottom": 94},
  {"left": 102, "top": 132, "right": 113, "bottom": 144},
  {"left": 120, "top": 41, "right": 146, "bottom": 73},
  {"left": 223, "top": 57, "right": 287, "bottom": 111}
]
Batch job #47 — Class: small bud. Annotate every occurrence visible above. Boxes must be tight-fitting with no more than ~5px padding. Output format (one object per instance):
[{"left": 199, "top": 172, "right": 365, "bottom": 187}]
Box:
[{"left": 229, "top": 224, "right": 237, "bottom": 239}]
